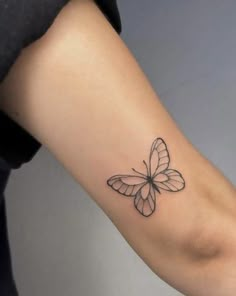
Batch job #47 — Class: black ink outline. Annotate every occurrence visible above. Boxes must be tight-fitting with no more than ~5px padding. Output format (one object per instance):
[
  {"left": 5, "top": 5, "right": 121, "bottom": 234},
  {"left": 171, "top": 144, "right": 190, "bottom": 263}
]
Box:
[{"left": 106, "top": 137, "right": 185, "bottom": 217}]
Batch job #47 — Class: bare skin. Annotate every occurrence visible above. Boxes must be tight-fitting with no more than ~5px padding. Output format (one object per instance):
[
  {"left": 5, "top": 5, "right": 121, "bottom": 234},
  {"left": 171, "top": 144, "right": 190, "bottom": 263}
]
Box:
[{"left": 0, "top": 0, "right": 236, "bottom": 294}]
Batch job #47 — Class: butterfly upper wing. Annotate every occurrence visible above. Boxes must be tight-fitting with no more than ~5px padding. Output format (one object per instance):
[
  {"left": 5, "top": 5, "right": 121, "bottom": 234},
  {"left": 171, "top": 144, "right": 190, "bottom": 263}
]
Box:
[
  {"left": 153, "top": 169, "right": 185, "bottom": 192},
  {"left": 107, "top": 175, "right": 147, "bottom": 196},
  {"left": 149, "top": 138, "right": 170, "bottom": 177},
  {"left": 134, "top": 183, "right": 156, "bottom": 217},
  {"left": 149, "top": 138, "right": 185, "bottom": 192}
]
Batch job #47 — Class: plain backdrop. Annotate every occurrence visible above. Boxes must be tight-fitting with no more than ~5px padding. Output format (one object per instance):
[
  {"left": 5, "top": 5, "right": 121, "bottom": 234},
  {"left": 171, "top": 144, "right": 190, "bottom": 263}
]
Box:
[{"left": 5, "top": 0, "right": 236, "bottom": 295}]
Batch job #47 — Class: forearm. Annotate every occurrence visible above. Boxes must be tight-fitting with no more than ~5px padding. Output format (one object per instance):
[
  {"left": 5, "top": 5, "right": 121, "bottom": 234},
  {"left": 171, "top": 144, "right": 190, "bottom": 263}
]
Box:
[{"left": 0, "top": 0, "right": 236, "bottom": 294}]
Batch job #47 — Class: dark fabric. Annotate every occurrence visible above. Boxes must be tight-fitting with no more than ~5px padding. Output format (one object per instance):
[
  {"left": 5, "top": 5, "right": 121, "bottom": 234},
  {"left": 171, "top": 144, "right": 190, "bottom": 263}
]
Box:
[
  {"left": 0, "top": 111, "right": 41, "bottom": 169},
  {"left": 0, "top": 0, "right": 122, "bottom": 169}
]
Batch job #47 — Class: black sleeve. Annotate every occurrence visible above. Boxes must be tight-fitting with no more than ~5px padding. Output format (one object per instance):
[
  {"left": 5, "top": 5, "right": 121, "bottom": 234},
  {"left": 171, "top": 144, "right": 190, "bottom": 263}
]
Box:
[{"left": 0, "top": 0, "right": 122, "bottom": 169}]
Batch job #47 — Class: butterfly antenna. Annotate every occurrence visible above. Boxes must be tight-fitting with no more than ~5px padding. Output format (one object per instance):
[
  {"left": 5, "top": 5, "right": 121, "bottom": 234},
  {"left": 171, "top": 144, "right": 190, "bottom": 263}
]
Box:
[
  {"left": 143, "top": 160, "right": 149, "bottom": 176},
  {"left": 131, "top": 168, "right": 146, "bottom": 177}
]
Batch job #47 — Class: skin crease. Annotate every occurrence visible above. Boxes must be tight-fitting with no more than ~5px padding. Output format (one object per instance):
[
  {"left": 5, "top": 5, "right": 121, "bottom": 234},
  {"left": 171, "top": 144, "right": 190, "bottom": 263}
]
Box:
[{"left": 0, "top": 0, "right": 236, "bottom": 294}]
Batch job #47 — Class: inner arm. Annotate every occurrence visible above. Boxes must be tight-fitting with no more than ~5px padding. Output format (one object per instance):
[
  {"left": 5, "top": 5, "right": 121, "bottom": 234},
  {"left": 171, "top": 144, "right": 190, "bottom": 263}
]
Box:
[{"left": 0, "top": 0, "right": 236, "bottom": 294}]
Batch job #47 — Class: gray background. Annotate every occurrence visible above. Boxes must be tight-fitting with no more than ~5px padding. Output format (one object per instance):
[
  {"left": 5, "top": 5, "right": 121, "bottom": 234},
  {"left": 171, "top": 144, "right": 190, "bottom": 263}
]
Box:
[{"left": 5, "top": 0, "right": 236, "bottom": 295}]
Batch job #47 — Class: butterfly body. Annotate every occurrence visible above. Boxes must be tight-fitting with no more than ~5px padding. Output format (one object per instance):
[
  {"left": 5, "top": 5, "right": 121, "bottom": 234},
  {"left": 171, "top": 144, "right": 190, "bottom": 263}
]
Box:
[
  {"left": 146, "top": 175, "right": 153, "bottom": 184},
  {"left": 107, "top": 138, "right": 185, "bottom": 217},
  {"left": 143, "top": 176, "right": 160, "bottom": 197}
]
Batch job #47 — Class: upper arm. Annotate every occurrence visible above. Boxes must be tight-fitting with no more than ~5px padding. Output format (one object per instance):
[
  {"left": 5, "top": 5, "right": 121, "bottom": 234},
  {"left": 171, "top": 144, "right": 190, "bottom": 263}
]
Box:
[{"left": 0, "top": 0, "right": 236, "bottom": 294}]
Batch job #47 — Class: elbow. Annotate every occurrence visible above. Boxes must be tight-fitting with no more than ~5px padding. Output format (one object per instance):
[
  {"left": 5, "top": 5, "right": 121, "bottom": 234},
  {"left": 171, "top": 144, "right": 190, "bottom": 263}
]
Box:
[
  {"left": 156, "top": 205, "right": 229, "bottom": 265},
  {"left": 181, "top": 225, "right": 224, "bottom": 263},
  {"left": 179, "top": 209, "right": 236, "bottom": 265}
]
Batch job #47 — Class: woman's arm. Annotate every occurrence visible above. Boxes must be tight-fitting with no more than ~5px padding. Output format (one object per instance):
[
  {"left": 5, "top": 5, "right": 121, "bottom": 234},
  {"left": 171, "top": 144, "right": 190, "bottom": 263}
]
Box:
[{"left": 0, "top": 0, "right": 236, "bottom": 294}]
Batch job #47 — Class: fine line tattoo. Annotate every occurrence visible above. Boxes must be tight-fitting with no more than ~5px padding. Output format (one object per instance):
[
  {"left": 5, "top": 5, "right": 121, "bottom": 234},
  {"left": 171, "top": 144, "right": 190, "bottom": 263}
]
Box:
[{"left": 106, "top": 137, "right": 185, "bottom": 217}]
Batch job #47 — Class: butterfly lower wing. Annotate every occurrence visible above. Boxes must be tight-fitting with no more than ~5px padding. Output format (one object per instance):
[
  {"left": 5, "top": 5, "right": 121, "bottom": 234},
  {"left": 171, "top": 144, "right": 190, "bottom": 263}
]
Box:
[
  {"left": 134, "top": 183, "right": 156, "bottom": 217},
  {"left": 107, "top": 175, "right": 147, "bottom": 196},
  {"left": 154, "top": 169, "right": 185, "bottom": 192}
]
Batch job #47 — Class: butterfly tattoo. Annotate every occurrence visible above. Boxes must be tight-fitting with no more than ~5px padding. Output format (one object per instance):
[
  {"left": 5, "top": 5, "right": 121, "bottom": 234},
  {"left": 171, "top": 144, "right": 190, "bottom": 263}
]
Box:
[{"left": 107, "top": 137, "right": 185, "bottom": 217}]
